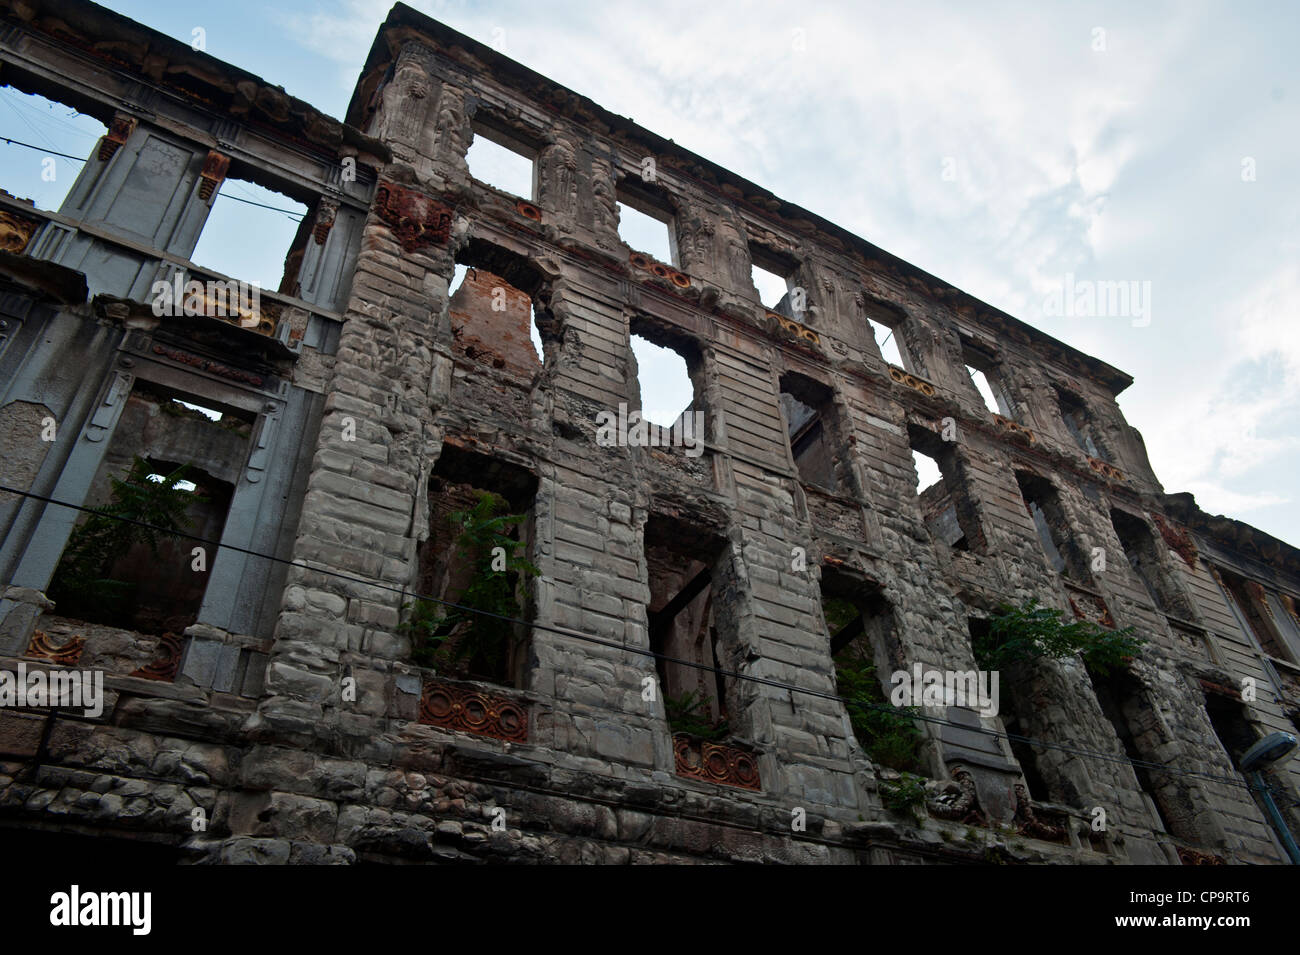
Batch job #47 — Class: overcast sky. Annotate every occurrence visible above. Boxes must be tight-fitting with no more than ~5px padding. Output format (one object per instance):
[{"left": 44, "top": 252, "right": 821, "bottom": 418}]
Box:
[{"left": 18, "top": 0, "right": 1300, "bottom": 545}]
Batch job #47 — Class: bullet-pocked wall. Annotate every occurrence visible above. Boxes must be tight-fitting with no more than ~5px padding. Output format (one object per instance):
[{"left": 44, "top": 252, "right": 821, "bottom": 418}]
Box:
[{"left": 0, "top": 0, "right": 1296, "bottom": 865}]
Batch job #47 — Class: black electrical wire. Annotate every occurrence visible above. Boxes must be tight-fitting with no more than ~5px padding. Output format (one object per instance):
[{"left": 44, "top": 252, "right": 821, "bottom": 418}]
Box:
[
  {"left": 1, "top": 135, "right": 304, "bottom": 218},
  {"left": 216, "top": 193, "right": 304, "bottom": 218},
  {"left": 1, "top": 136, "right": 85, "bottom": 162}
]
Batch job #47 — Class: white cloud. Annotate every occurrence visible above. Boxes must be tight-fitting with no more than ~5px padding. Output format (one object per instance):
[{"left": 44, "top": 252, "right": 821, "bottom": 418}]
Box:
[
  {"left": 1179, "top": 482, "right": 1288, "bottom": 517},
  {"left": 267, "top": 0, "right": 1300, "bottom": 543},
  {"left": 275, "top": 0, "right": 397, "bottom": 70}
]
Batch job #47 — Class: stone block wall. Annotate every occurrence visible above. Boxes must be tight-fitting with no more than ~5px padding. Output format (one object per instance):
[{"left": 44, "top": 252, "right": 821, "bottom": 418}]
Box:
[{"left": 0, "top": 0, "right": 1296, "bottom": 865}]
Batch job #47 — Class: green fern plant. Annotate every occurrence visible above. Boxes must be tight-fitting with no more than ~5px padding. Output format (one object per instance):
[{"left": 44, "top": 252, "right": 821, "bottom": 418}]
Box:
[
  {"left": 402, "top": 491, "right": 539, "bottom": 677},
  {"left": 835, "top": 646, "right": 924, "bottom": 771},
  {"left": 879, "top": 772, "right": 928, "bottom": 813},
  {"left": 974, "top": 598, "right": 1145, "bottom": 675},
  {"left": 49, "top": 457, "right": 202, "bottom": 623},
  {"left": 664, "top": 688, "right": 729, "bottom": 740}
]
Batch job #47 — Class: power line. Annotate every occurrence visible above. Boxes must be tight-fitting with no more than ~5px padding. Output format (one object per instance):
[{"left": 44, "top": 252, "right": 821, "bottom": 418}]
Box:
[
  {"left": 1, "top": 136, "right": 84, "bottom": 162},
  {"left": 0, "top": 136, "right": 304, "bottom": 219},
  {"left": 0, "top": 480, "right": 1290, "bottom": 800},
  {"left": 216, "top": 193, "right": 304, "bottom": 218},
  {"left": 2, "top": 99, "right": 58, "bottom": 154},
  {"left": 2, "top": 96, "right": 103, "bottom": 143}
]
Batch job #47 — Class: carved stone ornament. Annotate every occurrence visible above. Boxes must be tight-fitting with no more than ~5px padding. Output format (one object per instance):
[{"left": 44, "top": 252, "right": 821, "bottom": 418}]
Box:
[
  {"left": 25, "top": 630, "right": 86, "bottom": 665},
  {"left": 673, "top": 733, "right": 761, "bottom": 790},
  {"left": 198, "top": 150, "right": 231, "bottom": 201},
  {"left": 130, "top": 632, "right": 183, "bottom": 681},
  {"left": 98, "top": 113, "right": 137, "bottom": 162},
  {"left": 374, "top": 180, "right": 453, "bottom": 252},
  {"left": 312, "top": 198, "right": 338, "bottom": 245},
  {"left": 0, "top": 209, "right": 40, "bottom": 253},
  {"left": 419, "top": 677, "right": 529, "bottom": 742}
]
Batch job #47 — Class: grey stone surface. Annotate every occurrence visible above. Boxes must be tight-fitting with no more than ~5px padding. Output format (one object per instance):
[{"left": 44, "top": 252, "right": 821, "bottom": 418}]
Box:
[{"left": 0, "top": 0, "right": 1294, "bottom": 867}]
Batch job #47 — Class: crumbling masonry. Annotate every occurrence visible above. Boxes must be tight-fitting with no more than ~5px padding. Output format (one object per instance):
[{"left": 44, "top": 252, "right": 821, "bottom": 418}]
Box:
[{"left": 1, "top": 0, "right": 1298, "bottom": 864}]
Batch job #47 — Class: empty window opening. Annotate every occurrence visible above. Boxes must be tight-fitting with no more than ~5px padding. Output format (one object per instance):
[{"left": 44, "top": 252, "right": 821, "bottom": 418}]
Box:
[
  {"left": 751, "top": 262, "right": 790, "bottom": 311},
  {"left": 868, "top": 317, "right": 906, "bottom": 369},
  {"left": 1056, "top": 387, "right": 1106, "bottom": 460},
  {"left": 1204, "top": 691, "right": 1258, "bottom": 771},
  {"left": 46, "top": 380, "right": 251, "bottom": 635},
  {"left": 822, "top": 569, "right": 921, "bottom": 772},
  {"left": 967, "top": 367, "right": 1000, "bottom": 414},
  {"left": 0, "top": 86, "right": 106, "bottom": 212},
  {"left": 968, "top": 617, "right": 1053, "bottom": 801},
  {"left": 910, "top": 424, "right": 982, "bottom": 551},
  {"left": 1015, "top": 471, "right": 1087, "bottom": 580},
  {"left": 451, "top": 241, "right": 557, "bottom": 374},
  {"left": 780, "top": 373, "right": 846, "bottom": 493},
  {"left": 822, "top": 570, "right": 903, "bottom": 663},
  {"left": 1264, "top": 592, "right": 1300, "bottom": 663},
  {"left": 784, "top": 393, "right": 829, "bottom": 486},
  {"left": 962, "top": 343, "right": 1015, "bottom": 417},
  {"left": 173, "top": 399, "right": 222, "bottom": 421},
  {"left": 1110, "top": 509, "right": 1191, "bottom": 617},
  {"left": 414, "top": 445, "right": 538, "bottom": 688},
  {"left": 645, "top": 514, "right": 734, "bottom": 740},
  {"left": 911, "top": 448, "right": 942, "bottom": 495},
  {"left": 966, "top": 364, "right": 1016, "bottom": 418},
  {"left": 1089, "top": 666, "right": 1202, "bottom": 843},
  {"left": 96, "top": 458, "right": 231, "bottom": 632},
  {"left": 1201, "top": 689, "right": 1300, "bottom": 856},
  {"left": 448, "top": 263, "right": 544, "bottom": 369},
  {"left": 189, "top": 178, "right": 307, "bottom": 290},
  {"left": 1216, "top": 568, "right": 1295, "bottom": 664},
  {"left": 630, "top": 333, "right": 694, "bottom": 429},
  {"left": 1010, "top": 732, "right": 1053, "bottom": 803},
  {"left": 617, "top": 199, "right": 675, "bottom": 265},
  {"left": 1028, "top": 500, "right": 1066, "bottom": 573},
  {"left": 146, "top": 472, "right": 198, "bottom": 494},
  {"left": 466, "top": 129, "right": 534, "bottom": 199},
  {"left": 749, "top": 244, "right": 797, "bottom": 314},
  {"left": 628, "top": 315, "right": 706, "bottom": 454}
]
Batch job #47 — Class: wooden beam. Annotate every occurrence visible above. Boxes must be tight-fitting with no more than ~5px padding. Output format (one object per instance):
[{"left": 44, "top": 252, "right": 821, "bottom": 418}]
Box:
[
  {"left": 649, "top": 568, "right": 712, "bottom": 638},
  {"left": 830, "top": 614, "right": 863, "bottom": 655}
]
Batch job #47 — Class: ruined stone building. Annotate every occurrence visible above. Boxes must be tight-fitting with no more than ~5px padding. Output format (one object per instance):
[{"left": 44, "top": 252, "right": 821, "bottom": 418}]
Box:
[{"left": 1, "top": 0, "right": 1298, "bottom": 864}]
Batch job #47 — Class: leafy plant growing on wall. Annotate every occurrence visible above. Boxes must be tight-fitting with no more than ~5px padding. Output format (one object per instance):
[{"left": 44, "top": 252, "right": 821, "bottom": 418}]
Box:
[
  {"left": 835, "top": 646, "right": 924, "bottom": 771},
  {"left": 402, "top": 491, "right": 539, "bottom": 677},
  {"left": 879, "top": 772, "right": 928, "bottom": 814},
  {"left": 664, "top": 688, "right": 729, "bottom": 740},
  {"left": 49, "top": 457, "right": 202, "bottom": 623},
  {"left": 822, "top": 595, "right": 859, "bottom": 635},
  {"left": 973, "top": 598, "right": 1145, "bottom": 675}
]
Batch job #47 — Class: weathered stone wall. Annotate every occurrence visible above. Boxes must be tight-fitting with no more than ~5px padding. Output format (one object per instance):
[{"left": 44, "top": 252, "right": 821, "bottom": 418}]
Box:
[{"left": 0, "top": 0, "right": 1296, "bottom": 865}]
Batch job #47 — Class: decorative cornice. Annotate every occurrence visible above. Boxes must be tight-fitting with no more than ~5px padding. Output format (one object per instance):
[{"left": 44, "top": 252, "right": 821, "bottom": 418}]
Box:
[
  {"left": 1163, "top": 492, "right": 1300, "bottom": 577},
  {"left": 888, "top": 364, "right": 936, "bottom": 398}
]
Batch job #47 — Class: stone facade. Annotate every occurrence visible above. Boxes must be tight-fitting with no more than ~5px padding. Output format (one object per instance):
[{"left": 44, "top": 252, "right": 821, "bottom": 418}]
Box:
[{"left": 0, "top": 0, "right": 1297, "bottom": 864}]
